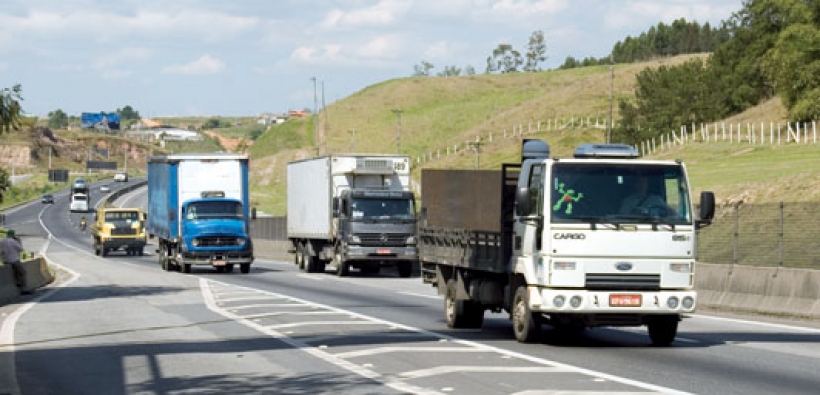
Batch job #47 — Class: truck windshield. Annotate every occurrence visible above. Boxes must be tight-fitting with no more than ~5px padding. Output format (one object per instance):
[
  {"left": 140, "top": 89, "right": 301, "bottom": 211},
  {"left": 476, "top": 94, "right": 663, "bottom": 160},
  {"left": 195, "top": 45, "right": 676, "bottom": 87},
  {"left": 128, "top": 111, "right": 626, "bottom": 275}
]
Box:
[
  {"left": 186, "top": 201, "right": 244, "bottom": 221},
  {"left": 550, "top": 163, "right": 692, "bottom": 225},
  {"left": 350, "top": 198, "right": 415, "bottom": 220}
]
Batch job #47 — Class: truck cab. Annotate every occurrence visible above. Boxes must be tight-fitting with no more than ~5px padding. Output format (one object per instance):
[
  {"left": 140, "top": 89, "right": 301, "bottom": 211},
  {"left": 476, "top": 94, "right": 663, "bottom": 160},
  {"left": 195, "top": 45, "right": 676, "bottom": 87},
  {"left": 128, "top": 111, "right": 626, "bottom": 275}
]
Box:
[
  {"left": 92, "top": 207, "right": 147, "bottom": 256},
  {"left": 177, "top": 193, "right": 253, "bottom": 273},
  {"left": 333, "top": 189, "right": 417, "bottom": 276}
]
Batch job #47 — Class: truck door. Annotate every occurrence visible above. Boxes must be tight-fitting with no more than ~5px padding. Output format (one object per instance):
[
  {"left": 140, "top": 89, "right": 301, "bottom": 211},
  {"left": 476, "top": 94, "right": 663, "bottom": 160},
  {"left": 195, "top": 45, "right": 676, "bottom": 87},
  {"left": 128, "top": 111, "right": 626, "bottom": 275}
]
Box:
[{"left": 515, "top": 164, "right": 545, "bottom": 258}]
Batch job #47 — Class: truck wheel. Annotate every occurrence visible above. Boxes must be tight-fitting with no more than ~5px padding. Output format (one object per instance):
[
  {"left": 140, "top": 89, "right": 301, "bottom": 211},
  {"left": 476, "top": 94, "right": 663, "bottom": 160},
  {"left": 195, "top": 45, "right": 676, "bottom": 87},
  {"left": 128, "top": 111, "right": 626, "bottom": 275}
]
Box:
[
  {"left": 94, "top": 242, "right": 101, "bottom": 256},
  {"left": 101, "top": 247, "right": 108, "bottom": 257},
  {"left": 226, "top": 264, "right": 234, "bottom": 273},
  {"left": 159, "top": 249, "right": 171, "bottom": 271},
  {"left": 396, "top": 262, "right": 412, "bottom": 278},
  {"left": 300, "top": 247, "right": 310, "bottom": 272},
  {"left": 240, "top": 263, "right": 250, "bottom": 274},
  {"left": 512, "top": 286, "right": 542, "bottom": 343},
  {"left": 306, "top": 256, "right": 321, "bottom": 273},
  {"left": 138, "top": 248, "right": 144, "bottom": 256},
  {"left": 183, "top": 264, "right": 192, "bottom": 274},
  {"left": 336, "top": 261, "right": 349, "bottom": 277},
  {"left": 295, "top": 243, "right": 304, "bottom": 267},
  {"left": 647, "top": 315, "right": 679, "bottom": 346},
  {"left": 445, "top": 280, "right": 484, "bottom": 329}
]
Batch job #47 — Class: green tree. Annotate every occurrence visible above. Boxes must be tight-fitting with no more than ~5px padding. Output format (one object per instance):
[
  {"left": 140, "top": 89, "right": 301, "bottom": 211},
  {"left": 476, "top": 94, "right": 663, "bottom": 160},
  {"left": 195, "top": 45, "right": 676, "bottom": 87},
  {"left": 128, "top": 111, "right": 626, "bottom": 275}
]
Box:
[
  {"left": 412, "top": 61, "right": 435, "bottom": 76},
  {"left": 488, "top": 44, "right": 523, "bottom": 74},
  {"left": 437, "top": 65, "right": 462, "bottom": 76},
  {"left": 761, "top": 6, "right": 820, "bottom": 121},
  {"left": 47, "top": 109, "right": 69, "bottom": 129},
  {"left": 524, "top": 30, "right": 547, "bottom": 72},
  {"left": 1, "top": 84, "right": 24, "bottom": 135},
  {"left": 116, "top": 105, "right": 141, "bottom": 121}
]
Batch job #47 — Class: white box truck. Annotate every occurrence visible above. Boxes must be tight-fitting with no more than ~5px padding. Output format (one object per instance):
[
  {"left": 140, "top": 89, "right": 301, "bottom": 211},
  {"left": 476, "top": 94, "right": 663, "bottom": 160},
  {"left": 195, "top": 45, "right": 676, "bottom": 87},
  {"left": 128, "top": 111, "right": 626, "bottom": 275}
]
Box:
[{"left": 287, "top": 155, "right": 417, "bottom": 277}]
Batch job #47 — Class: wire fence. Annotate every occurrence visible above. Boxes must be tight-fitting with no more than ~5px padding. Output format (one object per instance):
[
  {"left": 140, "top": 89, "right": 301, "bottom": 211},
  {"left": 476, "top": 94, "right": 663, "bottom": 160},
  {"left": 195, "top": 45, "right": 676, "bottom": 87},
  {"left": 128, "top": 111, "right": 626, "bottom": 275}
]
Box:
[
  {"left": 253, "top": 202, "right": 819, "bottom": 269},
  {"left": 698, "top": 202, "right": 820, "bottom": 268}
]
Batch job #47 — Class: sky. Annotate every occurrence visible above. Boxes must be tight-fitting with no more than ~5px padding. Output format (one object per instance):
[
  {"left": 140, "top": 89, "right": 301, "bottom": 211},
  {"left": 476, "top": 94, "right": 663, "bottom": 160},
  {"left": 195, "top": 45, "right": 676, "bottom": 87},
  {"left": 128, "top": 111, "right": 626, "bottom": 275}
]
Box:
[{"left": 1, "top": 0, "right": 743, "bottom": 119}]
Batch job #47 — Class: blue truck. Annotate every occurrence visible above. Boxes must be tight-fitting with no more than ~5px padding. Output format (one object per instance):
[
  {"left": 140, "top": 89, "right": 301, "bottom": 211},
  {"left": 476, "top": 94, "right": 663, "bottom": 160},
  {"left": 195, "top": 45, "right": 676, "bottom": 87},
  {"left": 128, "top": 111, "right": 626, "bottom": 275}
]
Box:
[{"left": 146, "top": 153, "right": 254, "bottom": 274}]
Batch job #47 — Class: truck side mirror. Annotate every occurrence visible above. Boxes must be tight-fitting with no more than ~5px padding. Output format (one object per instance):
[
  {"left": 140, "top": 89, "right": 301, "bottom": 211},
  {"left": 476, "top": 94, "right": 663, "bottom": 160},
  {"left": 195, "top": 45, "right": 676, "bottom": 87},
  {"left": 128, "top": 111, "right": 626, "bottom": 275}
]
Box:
[
  {"left": 515, "top": 187, "right": 531, "bottom": 217},
  {"left": 697, "top": 191, "right": 715, "bottom": 228},
  {"left": 332, "top": 197, "right": 340, "bottom": 218}
]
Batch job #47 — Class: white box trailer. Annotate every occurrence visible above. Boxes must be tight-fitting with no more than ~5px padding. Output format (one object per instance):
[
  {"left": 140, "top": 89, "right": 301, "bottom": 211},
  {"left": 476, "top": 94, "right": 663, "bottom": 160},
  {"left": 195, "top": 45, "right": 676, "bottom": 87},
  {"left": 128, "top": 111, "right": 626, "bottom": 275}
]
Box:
[{"left": 287, "top": 155, "right": 417, "bottom": 277}]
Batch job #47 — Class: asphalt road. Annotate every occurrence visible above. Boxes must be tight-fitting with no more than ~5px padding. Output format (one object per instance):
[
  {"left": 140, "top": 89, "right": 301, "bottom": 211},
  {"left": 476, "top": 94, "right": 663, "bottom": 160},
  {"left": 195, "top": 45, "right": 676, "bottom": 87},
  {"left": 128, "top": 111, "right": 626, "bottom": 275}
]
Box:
[{"left": 1, "top": 182, "right": 819, "bottom": 394}]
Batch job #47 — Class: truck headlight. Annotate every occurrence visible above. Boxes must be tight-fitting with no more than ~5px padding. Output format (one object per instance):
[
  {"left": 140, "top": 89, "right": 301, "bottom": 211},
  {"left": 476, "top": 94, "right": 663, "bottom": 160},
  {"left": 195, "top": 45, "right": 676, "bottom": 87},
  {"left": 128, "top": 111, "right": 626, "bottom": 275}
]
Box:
[
  {"left": 406, "top": 236, "right": 416, "bottom": 245},
  {"left": 553, "top": 295, "right": 566, "bottom": 308},
  {"left": 682, "top": 296, "right": 695, "bottom": 310},
  {"left": 349, "top": 235, "right": 361, "bottom": 243},
  {"left": 236, "top": 238, "right": 246, "bottom": 246},
  {"left": 667, "top": 296, "right": 680, "bottom": 309},
  {"left": 192, "top": 238, "right": 200, "bottom": 247}
]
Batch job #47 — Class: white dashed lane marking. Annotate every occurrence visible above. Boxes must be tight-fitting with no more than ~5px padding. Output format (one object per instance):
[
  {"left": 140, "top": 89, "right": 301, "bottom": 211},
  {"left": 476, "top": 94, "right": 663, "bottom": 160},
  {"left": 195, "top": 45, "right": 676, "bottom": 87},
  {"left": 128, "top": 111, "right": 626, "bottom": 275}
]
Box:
[{"left": 201, "top": 278, "right": 692, "bottom": 395}]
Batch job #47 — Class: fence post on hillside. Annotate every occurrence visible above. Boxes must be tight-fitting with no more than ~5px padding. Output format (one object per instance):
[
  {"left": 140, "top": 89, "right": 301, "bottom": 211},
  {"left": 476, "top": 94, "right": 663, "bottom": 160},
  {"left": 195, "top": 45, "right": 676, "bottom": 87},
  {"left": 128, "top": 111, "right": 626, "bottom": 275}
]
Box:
[
  {"left": 722, "top": 122, "right": 726, "bottom": 142},
  {"left": 777, "top": 123, "right": 781, "bottom": 144},
  {"left": 778, "top": 202, "right": 784, "bottom": 266},
  {"left": 760, "top": 122, "right": 765, "bottom": 145},
  {"left": 730, "top": 123, "right": 734, "bottom": 143}
]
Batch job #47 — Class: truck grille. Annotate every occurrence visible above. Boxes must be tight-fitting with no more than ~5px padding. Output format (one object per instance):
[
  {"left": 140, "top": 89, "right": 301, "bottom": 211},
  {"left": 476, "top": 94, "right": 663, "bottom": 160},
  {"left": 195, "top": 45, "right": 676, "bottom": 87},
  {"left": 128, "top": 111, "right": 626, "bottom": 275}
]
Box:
[
  {"left": 358, "top": 233, "right": 409, "bottom": 246},
  {"left": 197, "top": 237, "right": 241, "bottom": 247},
  {"left": 111, "top": 228, "right": 137, "bottom": 236},
  {"left": 585, "top": 274, "right": 660, "bottom": 291}
]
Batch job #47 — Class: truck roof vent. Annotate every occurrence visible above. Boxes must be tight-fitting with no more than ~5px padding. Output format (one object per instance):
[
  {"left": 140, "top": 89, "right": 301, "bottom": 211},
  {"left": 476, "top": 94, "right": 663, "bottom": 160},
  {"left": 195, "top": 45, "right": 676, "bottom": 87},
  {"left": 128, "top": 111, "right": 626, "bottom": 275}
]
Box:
[
  {"left": 574, "top": 143, "right": 639, "bottom": 158},
  {"left": 521, "top": 139, "right": 550, "bottom": 162}
]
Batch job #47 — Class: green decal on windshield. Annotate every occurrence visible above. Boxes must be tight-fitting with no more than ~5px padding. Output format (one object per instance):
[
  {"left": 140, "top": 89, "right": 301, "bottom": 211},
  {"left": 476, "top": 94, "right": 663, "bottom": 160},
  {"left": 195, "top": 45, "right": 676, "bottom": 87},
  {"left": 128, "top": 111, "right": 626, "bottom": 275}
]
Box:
[{"left": 552, "top": 183, "right": 584, "bottom": 215}]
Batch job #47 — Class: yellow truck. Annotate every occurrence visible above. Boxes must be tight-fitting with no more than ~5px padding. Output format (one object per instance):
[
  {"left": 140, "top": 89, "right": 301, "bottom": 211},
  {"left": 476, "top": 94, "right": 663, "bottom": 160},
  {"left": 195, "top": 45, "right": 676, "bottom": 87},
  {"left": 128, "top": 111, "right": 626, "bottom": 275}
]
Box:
[{"left": 92, "top": 207, "right": 147, "bottom": 257}]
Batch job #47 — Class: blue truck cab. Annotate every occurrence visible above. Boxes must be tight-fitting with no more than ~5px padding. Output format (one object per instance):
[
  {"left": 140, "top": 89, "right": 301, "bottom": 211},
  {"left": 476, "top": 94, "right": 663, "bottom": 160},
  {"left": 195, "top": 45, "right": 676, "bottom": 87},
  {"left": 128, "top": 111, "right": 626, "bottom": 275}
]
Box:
[{"left": 147, "top": 153, "right": 254, "bottom": 274}]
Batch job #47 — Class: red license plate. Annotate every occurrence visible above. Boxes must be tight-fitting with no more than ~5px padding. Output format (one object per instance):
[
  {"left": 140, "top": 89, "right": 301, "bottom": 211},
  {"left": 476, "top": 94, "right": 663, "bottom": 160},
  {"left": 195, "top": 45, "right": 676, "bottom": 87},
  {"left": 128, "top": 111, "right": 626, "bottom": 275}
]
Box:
[
  {"left": 213, "top": 260, "right": 227, "bottom": 266},
  {"left": 609, "top": 294, "right": 642, "bottom": 307},
  {"left": 376, "top": 249, "right": 391, "bottom": 254}
]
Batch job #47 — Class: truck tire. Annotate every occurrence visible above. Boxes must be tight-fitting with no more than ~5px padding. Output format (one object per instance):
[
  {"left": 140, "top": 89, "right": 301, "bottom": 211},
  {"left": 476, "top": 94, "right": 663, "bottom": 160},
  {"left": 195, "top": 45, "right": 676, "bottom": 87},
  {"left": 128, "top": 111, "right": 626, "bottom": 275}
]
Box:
[
  {"left": 396, "top": 262, "right": 412, "bottom": 278},
  {"left": 240, "top": 263, "right": 251, "bottom": 274},
  {"left": 647, "top": 315, "right": 679, "bottom": 346},
  {"left": 294, "top": 243, "right": 303, "bottom": 267},
  {"left": 183, "top": 264, "right": 192, "bottom": 274},
  {"left": 445, "top": 280, "right": 484, "bottom": 329},
  {"left": 101, "top": 247, "right": 108, "bottom": 257},
  {"left": 159, "top": 248, "right": 171, "bottom": 271},
  {"left": 306, "top": 256, "right": 321, "bottom": 273},
  {"left": 512, "top": 286, "right": 542, "bottom": 343},
  {"left": 300, "top": 246, "right": 310, "bottom": 272},
  {"left": 226, "top": 264, "right": 234, "bottom": 273}
]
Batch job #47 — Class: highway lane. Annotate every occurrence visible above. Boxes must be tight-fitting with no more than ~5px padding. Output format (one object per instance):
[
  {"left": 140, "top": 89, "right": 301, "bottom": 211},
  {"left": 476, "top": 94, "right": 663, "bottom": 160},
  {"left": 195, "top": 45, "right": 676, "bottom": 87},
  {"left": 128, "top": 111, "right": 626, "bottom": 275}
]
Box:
[{"left": 2, "top": 185, "right": 819, "bottom": 394}]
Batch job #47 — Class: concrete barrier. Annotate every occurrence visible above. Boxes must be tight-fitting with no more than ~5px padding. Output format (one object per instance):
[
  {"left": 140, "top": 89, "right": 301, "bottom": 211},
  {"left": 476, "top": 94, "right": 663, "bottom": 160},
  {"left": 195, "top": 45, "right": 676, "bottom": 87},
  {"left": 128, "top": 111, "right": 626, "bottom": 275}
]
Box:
[
  {"left": 696, "top": 263, "right": 820, "bottom": 319},
  {"left": 0, "top": 264, "right": 21, "bottom": 303},
  {"left": 12, "top": 256, "right": 55, "bottom": 294}
]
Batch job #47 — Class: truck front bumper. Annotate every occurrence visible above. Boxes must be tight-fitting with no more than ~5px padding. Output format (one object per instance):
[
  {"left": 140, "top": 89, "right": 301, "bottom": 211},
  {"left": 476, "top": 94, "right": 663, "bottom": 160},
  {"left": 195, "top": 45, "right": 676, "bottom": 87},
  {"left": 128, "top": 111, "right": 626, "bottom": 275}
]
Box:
[
  {"left": 181, "top": 250, "right": 254, "bottom": 266},
  {"left": 529, "top": 287, "right": 697, "bottom": 316},
  {"left": 102, "top": 238, "right": 147, "bottom": 250},
  {"left": 344, "top": 245, "right": 418, "bottom": 263}
]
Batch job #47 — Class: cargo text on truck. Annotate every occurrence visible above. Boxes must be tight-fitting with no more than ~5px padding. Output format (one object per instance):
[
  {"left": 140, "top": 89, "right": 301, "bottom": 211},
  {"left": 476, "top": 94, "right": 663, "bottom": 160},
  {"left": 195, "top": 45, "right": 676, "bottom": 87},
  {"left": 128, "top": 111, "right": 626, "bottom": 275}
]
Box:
[
  {"left": 146, "top": 153, "right": 254, "bottom": 274},
  {"left": 419, "top": 140, "right": 715, "bottom": 346}
]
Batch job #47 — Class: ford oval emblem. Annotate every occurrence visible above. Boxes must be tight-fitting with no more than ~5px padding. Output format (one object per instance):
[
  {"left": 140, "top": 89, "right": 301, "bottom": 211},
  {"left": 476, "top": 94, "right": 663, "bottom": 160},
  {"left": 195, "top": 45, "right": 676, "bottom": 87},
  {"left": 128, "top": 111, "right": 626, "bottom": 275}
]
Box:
[{"left": 615, "top": 262, "right": 633, "bottom": 271}]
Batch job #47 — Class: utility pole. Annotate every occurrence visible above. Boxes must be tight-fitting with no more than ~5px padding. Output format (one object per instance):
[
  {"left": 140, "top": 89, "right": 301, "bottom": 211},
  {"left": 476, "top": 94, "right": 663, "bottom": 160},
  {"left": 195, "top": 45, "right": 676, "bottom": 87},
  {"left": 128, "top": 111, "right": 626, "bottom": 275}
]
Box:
[
  {"left": 392, "top": 107, "right": 402, "bottom": 154},
  {"left": 311, "top": 77, "right": 318, "bottom": 155},
  {"left": 321, "top": 80, "right": 327, "bottom": 154}
]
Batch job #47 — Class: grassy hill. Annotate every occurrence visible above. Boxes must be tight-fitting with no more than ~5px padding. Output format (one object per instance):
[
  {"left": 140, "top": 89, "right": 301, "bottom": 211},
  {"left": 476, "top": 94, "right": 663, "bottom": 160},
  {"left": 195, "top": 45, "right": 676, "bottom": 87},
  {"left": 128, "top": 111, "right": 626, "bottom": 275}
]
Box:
[{"left": 247, "top": 54, "right": 809, "bottom": 216}]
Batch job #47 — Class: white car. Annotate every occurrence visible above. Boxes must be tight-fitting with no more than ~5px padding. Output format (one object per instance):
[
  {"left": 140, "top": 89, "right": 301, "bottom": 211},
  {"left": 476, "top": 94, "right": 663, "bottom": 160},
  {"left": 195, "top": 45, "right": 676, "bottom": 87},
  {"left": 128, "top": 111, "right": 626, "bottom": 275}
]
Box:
[
  {"left": 100, "top": 185, "right": 111, "bottom": 193},
  {"left": 70, "top": 193, "right": 89, "bottom": 212},
  {"left": 114, "top": 172, "right": 128, "bottom": 182}
]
